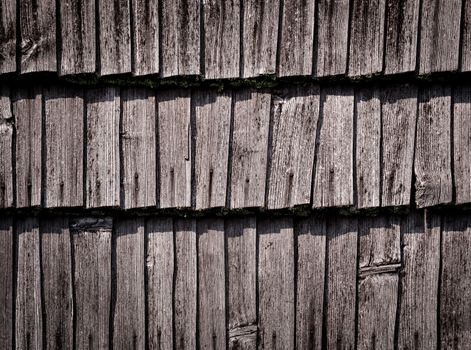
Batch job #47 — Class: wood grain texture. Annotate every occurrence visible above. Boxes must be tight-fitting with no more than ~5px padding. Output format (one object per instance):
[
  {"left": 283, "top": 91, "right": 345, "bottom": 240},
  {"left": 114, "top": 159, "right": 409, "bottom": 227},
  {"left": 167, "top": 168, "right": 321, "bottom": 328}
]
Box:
[
  {"left": 419, "top": 0, "right": 462, "bottom": 73},
  {"left": 44, "top": 86, "right": 84, "bottom": 207},
  {"left": 462, "top": 0, "right": 471, "bottom": 71},
  {"left": 0, "top": 85, "right": 13, "bottom": 208},
  {"left": 204, "top": 0, "right": 240, "bottom": 79},
  {"left": 267, "top": 86, "right": 320, "bottom": 209},
  {"left": 381, "top": 85, "right": 417, "bottom": 207},
  {"left": 113, "top": 218, "right": 145, "bottom": 350},
  {"left": 121, "top": 87, "right": 156, "bottom": 209},
  {"left": 158, "top": 89, "right": 191, "bottom": 208},
  {"left": 313, "top": 86, "right": 354, "bottom": 207},
  {"left": 0, "top": 218, "right": 13, "bottom": 349},
  {"left": 415, "top": 85, "right": 452, "bottom": 208},
  {"left": 71, "top": 217, "right": 112, "bottom": 350},
  {"left": 230, "top": 90, "right": 270, "bottom": 208},
  {"left": 0, "top": 0, "right": 16, "bottom": 73}
]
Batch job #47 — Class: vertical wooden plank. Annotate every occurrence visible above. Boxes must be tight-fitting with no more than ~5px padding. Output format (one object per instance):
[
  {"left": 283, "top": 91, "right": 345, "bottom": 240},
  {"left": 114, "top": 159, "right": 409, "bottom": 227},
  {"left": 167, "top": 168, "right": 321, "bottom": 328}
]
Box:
[
  {"left": 295, "top": 216, "right": 326, "bottom": 350},
  {"left": 160, "top": 0, "right": 200, "bottom": 77},
  {"left": 267, "top": 86, "right": 320, "bottom": 209},
  {"left": 226, "top": 216, "right": 257, "bottom": 349},
  {"left": 0, "top": 85, "right": 13, "bottom": 208},
  {"left": 16, "top": 218, "right": 42, "bottom": 350},
  {"left": 419, "top": 0, "right": 462, "bottom": 73},
  {"left": 41, "top": 217, "right": 73, "bottom": 350},
  {"left": 121, "top": 87, "right": 156, "bottom": 209},
  {"left": 86, "top": 87, "right": 120, "bottom": 208},
  {"left": 113, "top": 218, "right": 145, "bottom": 350},
  {"left": 258, "top": 217, "right": 295, "bottom": 350},
  {"left": 313, "top": 86, "right": 354, "bottom": 208},
  {"left": 415, "top": 85, "right": 452, "bottom": 208},
  {"left": 157, "top": 89, "right": 191, "bottom": 209},
  {"left": 241, "top": 0, "right": 280, "bottom": 77},
  {"left": 462, "top": 0, "right": 471, "bottom": 71},
  {"left": 230, "top": 90, "right": 270, "bottom": 208},
  {"left": 0, "top": 218, "right": 13, "bottom": 349},
  {"left": 194, "top": 89, "right": 231, "bottom": 209},
  {"left": 71, "top": 217, "right": 112, "bottom": 350},
  {"left": 44, "top": 86, "right": 84, "bottom": 208},
  {"left": 0, "top": 0, "right": 16, "bottom": 73},
  {"left": 146, "top": 217, "right": 174, "bottom": 350},
  {"left": 381, "top": 85, "right": 417, "bottom": 207}
]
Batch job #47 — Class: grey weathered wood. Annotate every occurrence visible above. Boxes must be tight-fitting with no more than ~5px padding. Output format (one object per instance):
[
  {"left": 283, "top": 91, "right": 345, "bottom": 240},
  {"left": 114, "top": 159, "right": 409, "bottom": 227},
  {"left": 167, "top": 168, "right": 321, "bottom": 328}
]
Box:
[
  {"left": 278, "top": 0, "right": 315, "bottom": 76},
  {"left": 160, "top": 0, "right": 200, "bottom": 77},
  {"left": 0, "top": 0, "right": 16, "bottom": 73},
  {"left": 315, "top": 0, "right": 350, "bottom": 76},
  {"left": 313, "top": 86, "right": 354, "bottom": 207},
  {"left": 19, "top": 0, "right": 56, "bottom": 72},
  {"left": 98, "top": 0, "right": 131, "bottom": 75},
  {"left": 121, "top": 87, "right": 156, "bottom": 209},
  {"left": 462, "top": 0, "right": 471, "bottom": 71},
  {"left": 241, "top": 0, "right": 280, "bottom": 77},
  {"left": 113, "top": 218, "right": 145, "bottom": 350},
  {"left": 71, "top": 217, "right": 112, "bottom": 350},
  {"left": 258, "top": 217, "right": 295, "bottom": 350},
  {"left": 86, "top": 87, "right": 120, "bottom": 208},
  {"left": 381, "top": 85, "right": 417, "bottom": 207},
  {"left": 349, "top": 0, "right": 386, "bottom": 76},
  {"left": 41, "top": 217, "right": 73, "bottom": 350},
  {"left": 204, "top": 0, "right": 240, "bottom": 79},
  {"left": 197, "top": 218, "right": 226, "bottom": 349},
  {"left": 16, "top": 218, "right": 42, "bottom": 350},
  {"left": 0, "top": 218, "right": 13, "bottom": 349},
  {"left": 174, "top": 218, "right": 197, "bottom": 349},
  {"left": 158, "top": 89, "right": 191, "bottom": 208},
  {"left": 0, "top": 85, "right": 13, "bottom": 208},
  {"left": 356, "top": 87, "right": 381, "bottom": 208},
  {"left": 226, "top": 216, "right": 257, "bottom": 349},
  {"left": 415, "top": 85, "right": 452, "bottom": 208},
  {"left": 146, "top": 217, "right": 174, "bottom": 350},
  {"left": 44, "top": 86, "right": 84, "bottom": 207},
  {"left": 384, "top": 0, "right": 420, "bottom": 74},
  {"left": 267, "top": 86, "right": 320, "bottom": 209},
  {"left": 13, "top": 87, "right": 42, "bottom": 208},
  {"left": 230, "top": 90, "right": 270, "bottom": 208},
  {"left": 419, "top": 0, "right": 462, "bottom": 73},
  {"left": 295, "top": 216, "right": 326, "bottom": 350},
  {"left": 59, "top": 0, "right": 96, "bottom": 75}
]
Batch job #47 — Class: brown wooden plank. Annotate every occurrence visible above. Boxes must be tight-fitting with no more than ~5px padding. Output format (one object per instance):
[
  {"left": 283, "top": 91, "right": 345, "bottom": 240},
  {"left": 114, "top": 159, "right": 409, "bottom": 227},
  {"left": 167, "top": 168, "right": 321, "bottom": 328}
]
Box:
[
  {"left": 122, "top": 87, "right": 156, "bottom": 209},
  {"left": 41, "top": 217, "right": 73, "bottom": 350},
  {"left": 258, "top": 217, "right": 295, "bottom": 349},
  {"left": 419, "top": 0, "right": 462, "bottom": 73},
  {"left": 230, "top": 90, "right": 270, "bottom": 208},
  {"left": 146, "top": 217, "right": 174, "bottom": 350},
  {"left": 71, "top": 217, "right": 112, "bottom": 350},
  {"left": 16, "top": 218, "right": 42, "bottom": 350},
  {"left": 0, "top": 0, "right": 16, "bottom": 73},
  {"left": 44, "top": 86, "right": 84, "bottom": 208},
  {"left": 313, "top": 86, "right": 354, "bottom": 208},
  {"left": 462, "top": 0, "right": 471, "bottom": 71},
  {"left": 113, "top": 218, "right": 145, "bottom": 349},
  {"left": 157, "top": 89, "right": 191, "bottom": 209},
  {"left": 384, "top": 0, "right": 420, "bottom": 74},
  {"left": 160, "top": 0, "right": 200, "bottom": 77},
  {"left": 86, "top": 87, "right": 120, "bottom": 208},
  {"left": 194, "top": 89, "right": 231, "bottom": 209},
  {"left": 0, "top": 218, "right": 13, "bottom": 349},
  {"left": 415, "top": 85, "right": 452, "bottom": 208},
  {"left": 267, "top": 85, "right": 320, "bottom": 209},
  {"left": 226, "top": 216, "right": 257, "bottom": 349},
  {"left": 295, "top": 216, "right": 326, "bottom": 350},
  {"left": 0, "top": 85, "right": 13, "bottom": 208},
  {"left": 241, "top": 0, "right": 280, "bottom": 77},
  {"left": 381, "top": 84, "right": 417, "bottom": 207},
  {"left": 59, "top": 0, "right": 96, "bottom": 75}
]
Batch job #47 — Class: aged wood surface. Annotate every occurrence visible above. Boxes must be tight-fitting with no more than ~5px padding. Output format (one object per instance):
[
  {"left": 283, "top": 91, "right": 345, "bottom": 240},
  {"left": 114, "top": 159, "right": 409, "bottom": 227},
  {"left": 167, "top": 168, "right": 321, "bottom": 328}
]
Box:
[
  {"left": 0, "top": 218, "right": 12, "bottom": 349},
  {"left": 462, "top": 0, "right": 471, "bottom": 71},
  {"left": 0, "top": 0, "right": 16, "bottom": 73},
  {"left": 0, "top": 85, "right": 13, "bottom": 208}
]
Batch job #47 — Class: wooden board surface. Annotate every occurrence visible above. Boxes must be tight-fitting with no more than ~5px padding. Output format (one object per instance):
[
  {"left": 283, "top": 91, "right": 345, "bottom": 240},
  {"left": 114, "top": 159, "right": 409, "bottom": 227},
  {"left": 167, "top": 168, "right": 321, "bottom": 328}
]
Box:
[
  {"left": 462, "top": 0, "right": 471, "bottom": 71},
  {"left": 0, "top": 0, "right": 16, "bottom": 73},
  {"left": 0, "top": 85, "right": 13, "bottom": 208},
  {"left": 0, "top": 218, "right": 13, "bottom": 349}
]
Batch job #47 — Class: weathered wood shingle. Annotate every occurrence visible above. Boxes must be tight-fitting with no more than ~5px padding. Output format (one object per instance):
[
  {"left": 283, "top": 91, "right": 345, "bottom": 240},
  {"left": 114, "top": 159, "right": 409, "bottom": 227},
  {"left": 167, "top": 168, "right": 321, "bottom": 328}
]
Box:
[
  {"left": 0, "top": 218, "right": 13, "bottom": 349},
  {"left": 0, "top": 0, "right": 16, "bottom": 73},
  {"left": 0, "top": 85, "right": 13, "bottom": 208}
]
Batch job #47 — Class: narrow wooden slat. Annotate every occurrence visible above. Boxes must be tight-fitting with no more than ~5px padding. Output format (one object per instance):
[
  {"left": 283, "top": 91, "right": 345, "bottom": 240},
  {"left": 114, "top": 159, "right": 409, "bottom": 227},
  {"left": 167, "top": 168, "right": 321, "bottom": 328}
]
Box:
[
  {"left": 41, "top": 217, "right": 73, "bottom": 350},
  {"left": 313, "top": 86, "right": 354, "bottom": 208},
  {"left": 0, "top": 85, "right": 13, "bottom": 208},
  {"left": 415, "top": 85, "right": 452, "bottom": 208},
  {"left": 113, "top": 218, "right": 145, "bottom": 349},
  {"left": 158, "top": 89, "right": 191, "bottom": 208},
  {"left": 230, "top": 90, "right": 270, "bottom": 208},
  {"left": 0, "top": 218, "right": 13, "bottom": 349},
  {"left": 258, "top": 217, "right": 295, "bottom": 349},
  {"left": 122, "top": 87, "right": 156, "bottom": 209},
  {"left": 0, "top": 0, "right": 16, "bottom": 73},
  {"left": 71, "top": 217, "right": 112, "bottom": 350},
  {"left": 86, "top": 87, "right": 120, "bottom": 208},
  {"left": 267, "top": 86, "right": 320, "bottom": 209},
  {"left": 146, "top": 217, "right": 174, "bottom": 350},
  {"left": 462, "top": 0, "right": 471, "bottom": 71}
]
